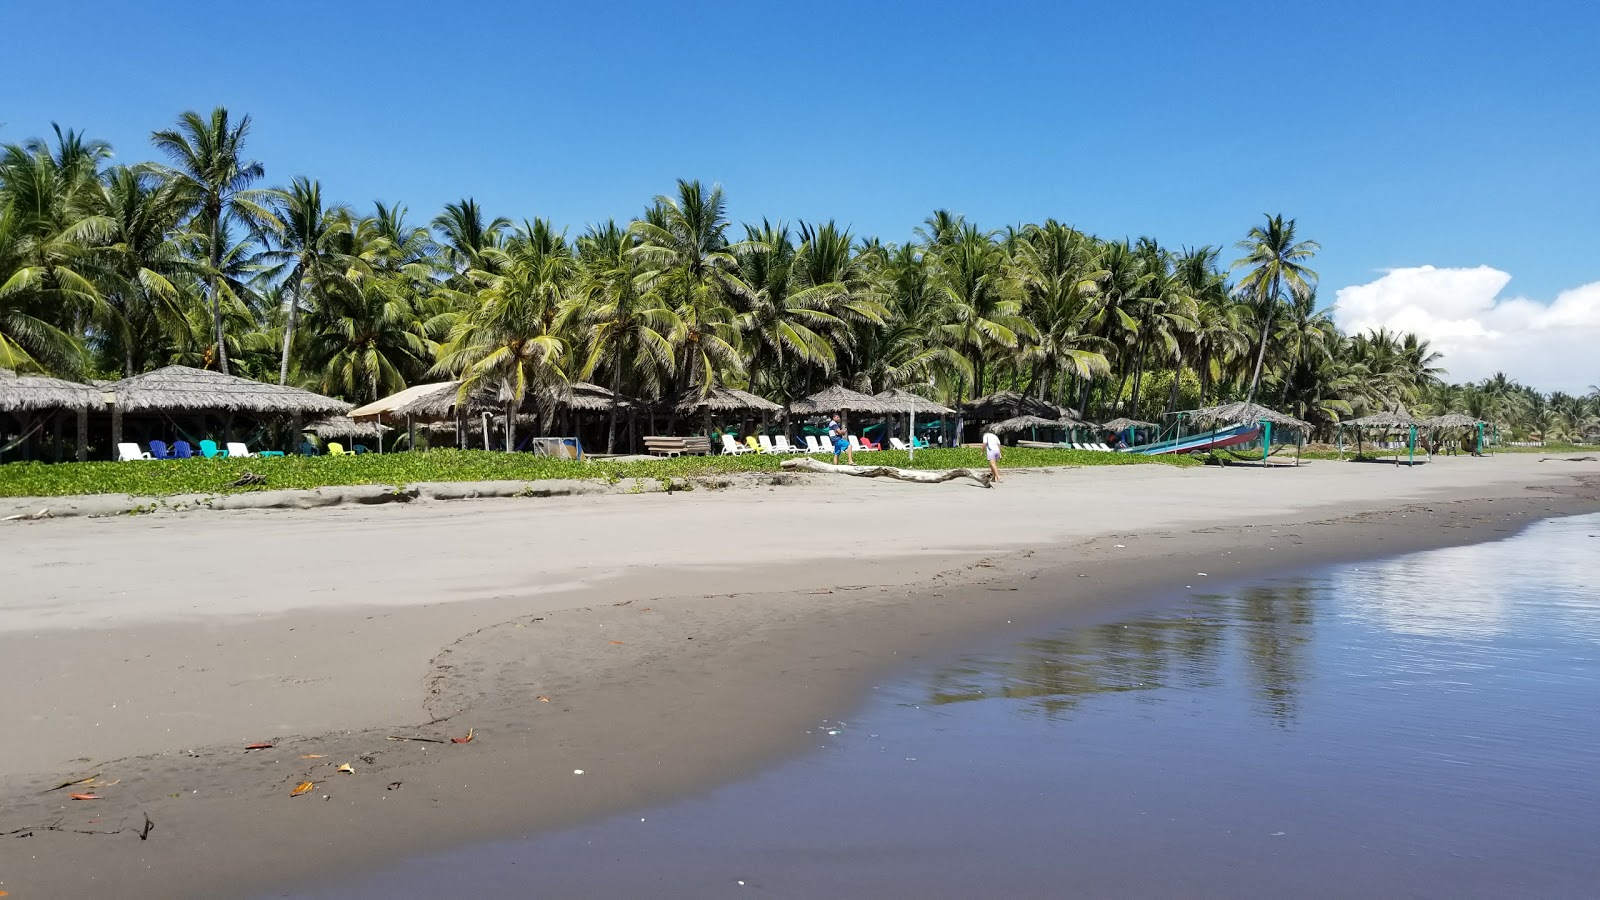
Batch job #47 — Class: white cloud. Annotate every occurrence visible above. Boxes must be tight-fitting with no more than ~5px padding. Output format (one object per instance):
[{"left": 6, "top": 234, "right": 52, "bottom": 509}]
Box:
[{"left": 1333, "top": 266, "right": 1600, "bottom": 394}]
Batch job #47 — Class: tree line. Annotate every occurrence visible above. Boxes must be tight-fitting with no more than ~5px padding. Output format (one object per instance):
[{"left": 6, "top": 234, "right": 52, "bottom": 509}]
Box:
[{"left": 2, "top": 107, "right": 1595, "bottom": 449}]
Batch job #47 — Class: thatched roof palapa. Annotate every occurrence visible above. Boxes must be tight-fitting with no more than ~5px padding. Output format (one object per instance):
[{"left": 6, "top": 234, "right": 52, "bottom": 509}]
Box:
[
  {"left": 1421, "top": 413, "right": 1486, "bottom": 429},
  {"left": 672, "top": 385, "right": 782, "bottom": 415},
  {"left": 1343, "top": 410, "right": 1421, "bottom": 430},
  {"left": 305, "top": 415, "right": 391, "bottom": 439},
  {"left": 791, "top": 385, "right": 897, "bottom": 415},
  {"left": 875, "top": 388, "right": 955, "bottom": 416},
  {"left": 989, "top": 414, "right": 1068, "bottom": 434},
  {"left": 1101, "top": 417, "right": 1156, "bottom": 431},
  {"left": 1185, "top": 402, "right": 1311, "bottom": 431},
  {"left": 963, "top": 390, "right": 1065, "bottom": 420},
  {"left": 0, "top": 369, "right": 104, "bottom": 412},
  {"left": 392, "top": 380, "right": 628, "bottom": 421},
  {"left": 109, "top": 365, "right": 350, "bottom": 416}
]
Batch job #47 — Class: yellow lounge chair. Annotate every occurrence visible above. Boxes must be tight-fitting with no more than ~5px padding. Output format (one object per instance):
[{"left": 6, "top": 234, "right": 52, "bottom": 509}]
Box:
[{"left": 327, "top": 442, "right": 348, "bottom": 456}]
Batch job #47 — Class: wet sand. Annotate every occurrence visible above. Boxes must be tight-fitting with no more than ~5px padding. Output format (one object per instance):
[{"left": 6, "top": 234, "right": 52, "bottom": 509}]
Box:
[{"left": 2, "top": 455, "right": 1598, "bottom": 898}]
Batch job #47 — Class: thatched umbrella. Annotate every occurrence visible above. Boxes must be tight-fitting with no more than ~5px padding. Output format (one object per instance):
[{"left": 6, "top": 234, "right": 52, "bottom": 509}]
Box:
[
  {"left": 670, "top": 385, "right": 780, "bottom": 415},
  {"left": 305, "top": 415, "right": 390, "bottom": 440},
  {"left": 1422, "top": 412, "right": 1491, "bottom": 455},
  {"left": 1100, "top": 417, "right": 1155, "bottom": 431},
  {"left": 106, "top": 365, "right": 350, "bottom": 456},
  {"left": 1341, "top": 410, "right": 1424, "bottom": 463},
  {"left": 349, "top": 381, "right": 458, "bottom": 423},
  {"left": 1186, "top": 401, "right": 1310, "bottom": 431},
  {"left": 989, "top": 415, "right": 1067, "bottom": 440},
  {"left": 791, "top": 385, "right": 897, "bottom": 416},
  {"left": 0, "top": 369, "right": 104, "bottom": 462},
  {"left": 875, "top": 388, "right": 954, "bottom": 416}
]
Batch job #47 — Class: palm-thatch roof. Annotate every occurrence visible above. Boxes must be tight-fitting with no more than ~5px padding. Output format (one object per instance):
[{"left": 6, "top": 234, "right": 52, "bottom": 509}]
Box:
[
  {"left": 349, "top": 382, "right": 457, "bottom": 422},
  {"left": 305, "top": 415, "right": 391, "bottom": 439},
  {"left": 791, "top": 385, "right": 897, "bottom": 415},
  {"left": 989, "top": 414, "right": 1068, "bottom": 434},
  {"left": 391, "top": 380, "right": 628, "bottom": 421},
  {"left": 1342, "top": 410, "right": 1421, "bottom": 429},
  {"left": 1186, "top": 402, "right": 1311, "bottom": 430},
  {"left": 963, "top": 391, "right": 1064, "bottom": 420},
  {"left": 0, "top": 369, "right": 104, "bottom": 412},
  {"left": 875, "top": 388, "right": 955, "bottom": 415},
  {"left": 109, "top": 365, "right": 350, "bottom": 416},
  {"left": 671, "top": 385, "right": 782, "bottom": 414},
  {"left": 1101, "top": 417, "right": 1155, "bottom": 431},
  {"left": 1421, "top": 413, "right": 1486, "bottom": 429}
]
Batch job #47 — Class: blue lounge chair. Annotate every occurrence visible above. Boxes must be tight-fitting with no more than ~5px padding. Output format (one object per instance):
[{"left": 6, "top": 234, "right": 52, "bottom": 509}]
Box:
[
  {"left": 299, "top": 442, "right": 319, "bottom": 457},
  {"left": 173, "top": 440, "right": 194, "bottom": 459},
  {"left": 148, "top": 440, "right": 173, "bottom": 460},
  {"left": 352, "top": 444, "right": 369, "bottom": 454},
  {"left": 199, "top": 440, "right": 222, "bottom": 458}
]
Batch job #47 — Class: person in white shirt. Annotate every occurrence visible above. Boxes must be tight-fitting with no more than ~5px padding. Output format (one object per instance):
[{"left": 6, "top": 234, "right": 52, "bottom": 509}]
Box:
[{"left": 981, "top": 430, "right": 1002, "bottom": 483}]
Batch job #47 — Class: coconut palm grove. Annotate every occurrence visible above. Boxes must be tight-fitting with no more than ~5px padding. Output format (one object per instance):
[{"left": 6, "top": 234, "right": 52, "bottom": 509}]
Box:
[{"left": 3, "top": 107, "right": 1596, "bottom": 454}]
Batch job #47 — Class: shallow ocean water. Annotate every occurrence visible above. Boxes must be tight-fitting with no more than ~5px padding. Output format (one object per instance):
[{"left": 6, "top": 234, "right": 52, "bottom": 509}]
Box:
[{"left": 294, "top": 513, "right": 1600, "bottom": 899}]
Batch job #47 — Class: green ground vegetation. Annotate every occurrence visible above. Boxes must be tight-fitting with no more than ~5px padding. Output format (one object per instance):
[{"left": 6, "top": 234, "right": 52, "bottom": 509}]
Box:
[{"left": 0, "top": 447, "right": 1199, "bottom": 499}]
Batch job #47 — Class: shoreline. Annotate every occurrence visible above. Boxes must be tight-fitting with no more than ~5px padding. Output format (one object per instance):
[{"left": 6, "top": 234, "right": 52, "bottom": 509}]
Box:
[{"left": 1, "top": 458, "right": 1598, "bottom": 898}]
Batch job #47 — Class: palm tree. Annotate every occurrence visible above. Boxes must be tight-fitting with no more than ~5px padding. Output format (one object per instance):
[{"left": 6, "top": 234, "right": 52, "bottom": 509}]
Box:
[
  {"left": 149, "top": 107, "right": 280, "bottom": 374},
  {"left": 263, "top": 177, "right": 353, "bottom": 384},
  {"left": 932, "top": 224, "right": 1033, "bottom": 400},
  {"left": 629, "top": 180, "right": 745, "bottom": 394},
  {"left": 575, "top": 220, "right": 679, "bottom": 451},
  {"left": 1232, "top": 214, "right": 1319, "bottom": 404},
  {"left": 89, "top": 166, "right": 199, "bottom": 375},
  {"left": 432, "top": 198, "right": 508, "bottom": 276},
  {"left": 434, "top": 218, "right": 575, "bottom": 450}
]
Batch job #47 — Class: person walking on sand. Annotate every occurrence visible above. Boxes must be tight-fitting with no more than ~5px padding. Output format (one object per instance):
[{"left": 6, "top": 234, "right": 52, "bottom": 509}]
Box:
[
  {"left": 828, "top": 413, "right": 855, "bottom": 465},
  {"left": 982, "top": 429, "right": 1002, "bottom": 483}
]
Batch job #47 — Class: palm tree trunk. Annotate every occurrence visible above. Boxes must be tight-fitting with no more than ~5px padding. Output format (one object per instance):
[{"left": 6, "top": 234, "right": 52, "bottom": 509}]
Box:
[
  {"left": 1167, "top": 352, "right": 1185, "bottom": 414},
  {"left": 505, "top": 398, "right": 516, "bottom": 452},
  {"left": 208, "top": 214, "right": 230, "bottom": 375},
  {"left": 1244, "top": 271, "right": 1281, "bottom": 405},
  {"left": 606, "top": 364, "right": 622, "bottom": 454},
  {"left": 279, "top": 268, "right": 306, "bottom": 385}
]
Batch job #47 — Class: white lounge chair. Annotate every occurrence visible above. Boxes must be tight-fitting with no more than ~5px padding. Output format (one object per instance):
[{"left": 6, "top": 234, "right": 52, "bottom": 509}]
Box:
[
  {"left": 847, "top": 435, "right": 867, "bottom": 454},
  {"left": 889, "top": 437, "right": 909, "bottom": 451},
  {"left": 721, "top": 434, "right": 754, "bottom": 455},
  {"left": 117, "top": 442, "right": 153, "bottom": 461},
  {"left": 773, "top": 435, "right": 803, "bottom": 454},
  {"left": 226, "top": 442, "right": 254, "bottom": 458},
  {"left": 804, "top": 435, "right": 827, "bottom": 454},
  {"left": 757, "top": 435, "right": 784, "bottom": 455}
]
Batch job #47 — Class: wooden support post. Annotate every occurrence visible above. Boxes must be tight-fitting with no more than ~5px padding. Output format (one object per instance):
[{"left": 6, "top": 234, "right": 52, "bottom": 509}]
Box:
[
  {"left": 52, "top": 412, "right": 63, "bottom": 462},
  {"left": 76, "top": 406, "right": 88, "bottom": 462},
  {"left": 111, "top": 404, "right": 123, "bottom": 453}
]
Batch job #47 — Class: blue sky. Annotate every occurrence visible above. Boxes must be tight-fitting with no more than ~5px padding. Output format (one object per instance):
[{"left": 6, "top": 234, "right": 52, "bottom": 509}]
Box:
[{"left": 5, "top": 1, "right": 1598, "bottom": 386}]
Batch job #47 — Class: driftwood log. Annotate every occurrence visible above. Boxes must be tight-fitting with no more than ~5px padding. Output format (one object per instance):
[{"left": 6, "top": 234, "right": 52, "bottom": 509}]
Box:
[{"left": 781, "top": 456, "right": 993, "bottom": 488}]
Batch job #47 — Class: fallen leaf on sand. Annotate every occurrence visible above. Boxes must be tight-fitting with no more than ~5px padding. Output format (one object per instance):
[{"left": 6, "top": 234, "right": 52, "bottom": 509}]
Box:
[
  {"left": 244, "top": 742, "right": 275, "bottom": 750},
  {"left": 337, "top": 764, "right": 355, "bottom": 774},
  {"left": 608, "top": 640, "right": 625, "bottom": 645},
  {"left": 69, "top": 793, "right": 100, "bottom": 800},
  {"left": 450, "top": 728, "right": 475, "bottom": 744},
  {"left": 82, "top": 778, "right": 120, "bottom": 787},
  {"left": 386, "top": 735, "right": 445, "bottom": 743},
  {"left": 536, "top": 695, "right": 551, "bottom": 702},
  {"left": 45, "top": 774, "right": 99, "bottom": 793},
  {"left": 300, "top": 754, "right": 325, "bottom": 759},
  {"left": 291, "top": 781, "right": 315, "bottom": 797}
]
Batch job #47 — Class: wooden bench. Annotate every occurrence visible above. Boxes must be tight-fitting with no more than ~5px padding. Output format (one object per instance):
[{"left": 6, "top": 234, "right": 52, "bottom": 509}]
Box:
[{"left": 643, "top": 436, "right": 712, "bottom": 457}]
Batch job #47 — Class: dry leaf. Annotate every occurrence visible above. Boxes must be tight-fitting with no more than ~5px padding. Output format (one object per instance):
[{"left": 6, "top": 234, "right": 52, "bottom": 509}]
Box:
[
  {"left": 69, "top": 793, "right": 100, "bottom": 800},
  {"left": 45, "top": 774, "right": 99, "bottom": 793},
  {"left": 608, "top": 640, "right": 625, "bottom": 645},
  {"left": 244, "top": 742, "right": 275, "bottom": 750},
  {"left": 450, "top": 728, "right": 475, "bottom": 744},
  {"left": 291, "top": 781, "right": 315, "bottom": 797},
  {"left": 300, "top": 754, "right": 325, "bottom": 759},
  {"left": 336, "top": 764, "right": 355, "bottom": 774},
  {"left": 536, "top": 695, "right": 551, "bottom": 702}
]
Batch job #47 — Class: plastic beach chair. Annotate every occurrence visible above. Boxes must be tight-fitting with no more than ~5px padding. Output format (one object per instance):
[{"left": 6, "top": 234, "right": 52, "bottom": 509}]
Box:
[
  {"left": 226, "top": 442, "right": 253, "bottom": 458},
  {"left": 721, "top": 434, "right": 754, "bottom": 455},
  {"left": 118, "top": 442, "right": 153, "bottom": 461},
  {"left": 199, "top": 440, "right": 222, "bottom": 458},
  {"left": 298, "top": 442, "right": 318, "bottom": 457},
  {"left": 148, "top": 440, "right": 172, "bottom": 460},
  {"left": 889, "top": 437, "right": 909, "bottom": 451},
  {"left": 173, "top": 440, "right": 194, "bottom": 459},
  {"left": 327, "top": 442, "right": 347, "bottom": 456},
  {"left": 744, "top": 436, "right": 761, "bottom": 452},
  {"left": 757, "top": 435, "right": 784, "bottom": 455},
  {"left": 773, "top": 435, "right": 804, "bottom": 454},
  {"left": 804, "top": 435, "right": 826, "bottom": 454}
]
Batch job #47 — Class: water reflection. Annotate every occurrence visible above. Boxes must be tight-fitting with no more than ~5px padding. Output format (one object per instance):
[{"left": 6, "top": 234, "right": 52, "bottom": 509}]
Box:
[{"left": 928, "top": 582, "right": 1316, "bottom": 725}]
